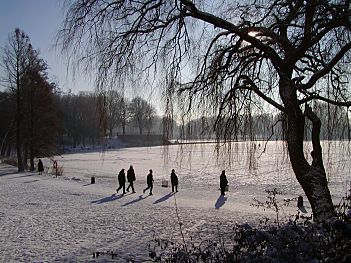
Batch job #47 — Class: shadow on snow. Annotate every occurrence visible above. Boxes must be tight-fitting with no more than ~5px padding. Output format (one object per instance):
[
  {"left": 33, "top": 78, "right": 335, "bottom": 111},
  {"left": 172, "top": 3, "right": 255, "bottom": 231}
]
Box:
[
  {"left": 122, "top": 195, "right": 149, "bottom": 206},
  {"left": 215, "top": 195, "right": 227, "bottom": 209},
  {"left": 153, "top": 192, "right": 175, "bottom": 204},
  {"left": 22, "top": 180, "right": 39, "bottom": 184},
  {"left": 299, "top": 205, "right": 308, "bottom": 213},
  {"left": 91, "top": 194, "right": 124, "bottom": 204}
]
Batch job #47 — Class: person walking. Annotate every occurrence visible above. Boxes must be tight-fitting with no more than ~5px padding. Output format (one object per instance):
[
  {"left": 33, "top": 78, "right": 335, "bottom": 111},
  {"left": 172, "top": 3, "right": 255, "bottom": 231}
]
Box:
[
  {"left": 170, "top": 169, "right": 178, "bottom": 192},
  {"left": 143, "top": 169, "right": 154, "bottom": 195},
  {"left": 37, "top": 159, "right": 44, "bottom": 175},
  {"left": 126, "top": 165, "right": 136, "bottom": 193},
  {"left": 116, "top": 169, "right": 126, "bottom": 194},
  {"left": 220, "top": 170, "right": 228, "bottom": 196}
]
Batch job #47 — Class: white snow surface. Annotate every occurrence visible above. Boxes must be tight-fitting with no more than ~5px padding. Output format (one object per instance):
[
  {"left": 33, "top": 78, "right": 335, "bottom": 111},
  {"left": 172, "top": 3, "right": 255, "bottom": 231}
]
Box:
[{"left": 1, "top": 141, "right": 350, "bottom": 262}]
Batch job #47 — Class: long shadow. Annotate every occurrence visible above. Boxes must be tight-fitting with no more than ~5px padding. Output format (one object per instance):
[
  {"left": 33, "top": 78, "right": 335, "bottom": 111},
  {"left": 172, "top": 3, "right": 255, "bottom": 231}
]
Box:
[
  {"left": 0, "top": 171, "right": 18, "bottom": 177},
  {"left": 0, "top": 165, "right": 18, "bottom": 177},
  {"left": 23, "top": 180, "right": 39, "bottom": 184},
  {"left": 215, "top": 195, "right": 227, "bottom": 209},
  {"left": 298, "top": 205, "right": 307, "bottom": 213},
  {"left": 9, "top": 173, "right": 37, "bottom": 179},
  {"left": 91, "top": 194, "right": 124, "bottom": 204},
  {"left": 153, "top": 192, "right": 175, "bottom": 204},
  {"left": 122, "top": 195, "right": 149, "bottom": 206}
]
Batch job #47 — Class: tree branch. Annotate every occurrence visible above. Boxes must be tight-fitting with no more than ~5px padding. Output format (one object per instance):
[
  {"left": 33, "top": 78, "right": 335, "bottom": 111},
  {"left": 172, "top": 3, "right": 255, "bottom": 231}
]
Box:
[
  {"left": 240, "top": 76, "right": 286, "bottom": 112},
  {"left": 300, "top": 42, "right": 351, "bottom": 90},
  {"left": 299, "top": 94, "right": 351, "bottom": 107},
  {"left": 180, "top": 0, "right": 284, "bottom": 70}
]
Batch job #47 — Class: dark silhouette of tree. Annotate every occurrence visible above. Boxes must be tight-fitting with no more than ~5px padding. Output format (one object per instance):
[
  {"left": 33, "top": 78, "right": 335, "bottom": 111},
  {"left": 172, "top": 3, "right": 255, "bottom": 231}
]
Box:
[
  {"left": 2, "top": 29, "right": 32, "bottom": 172},
  {"left": 59, "top": 0, "right": 351, "bottom": 221},
  {"left": 1, "top": 29, "right": 60, "bottom": 171},
  {"left": 57, "top": 91, "right": 100, "bottom": 148},
  {"left": 0, "top": 91, "right": 14, "bottom": 157},
  {"left": 20, "top": 46, "right": 59, "bottom": 170},
  {"left": 105, "top": 89, "right": 126, "bottom": 137},
  {"left": 120, "top": 97, "right": 128, "bottom": 135},
  {"left": 128, "top": 97, "right": 156, "bottom": 135}
]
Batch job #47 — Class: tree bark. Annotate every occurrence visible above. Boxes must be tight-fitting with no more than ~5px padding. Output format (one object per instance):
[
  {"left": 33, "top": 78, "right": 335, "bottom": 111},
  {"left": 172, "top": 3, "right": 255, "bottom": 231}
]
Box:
[
  {"left": 30, "top": 154, "right": 35, "bottom": 172},
  {"left": 280, "top": 79, "right": 334, "bottom": 221},
  {"left": 16, "top": 61, "right": 24, "bottom": 172}
]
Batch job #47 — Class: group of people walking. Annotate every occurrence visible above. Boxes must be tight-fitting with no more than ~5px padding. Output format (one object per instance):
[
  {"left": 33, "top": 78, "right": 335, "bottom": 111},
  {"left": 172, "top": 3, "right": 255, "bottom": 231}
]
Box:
[
  {"left": 116, "top": 165, "right": 137, "bottom": 194},
  {"left": 38, "top": 159, "right": 229, "bottom": 196},
  {"left": 116, "top": 167, "right": 229, "bottom": 196},
  {"left": 116, "top": 167, "right": 178, "bottom": 196}
]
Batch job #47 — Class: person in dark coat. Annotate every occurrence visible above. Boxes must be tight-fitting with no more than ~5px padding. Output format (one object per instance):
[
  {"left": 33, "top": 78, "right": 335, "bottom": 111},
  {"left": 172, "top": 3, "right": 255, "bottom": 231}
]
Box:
[
  {"left": 126, "top": 165, "right": 136, "bottom": 193},
  {"left": 143, "top": 169, "right": 154, "bottom": 195},
  {"left": 170, "top": 169, "right": 178, "bottom": 192},
  {"left": 116, "top": 169, "right": 126, "bottom": 194},
  {"left": 37, "top": 159, "right": 44, "bottom": 175},
  {"left": 220, "top": 170, "right": 228, "bottom": 196}
]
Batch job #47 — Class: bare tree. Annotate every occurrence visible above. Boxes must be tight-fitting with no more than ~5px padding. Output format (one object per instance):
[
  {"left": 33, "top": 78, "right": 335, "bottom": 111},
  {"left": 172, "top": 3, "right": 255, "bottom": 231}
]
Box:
[
  {"left": 59, "top": 0, "right": 351, "bottom": 221},
  {"left": 128, "top": 97, "right": 156, "bottom": 135},
  {"left": 2, "top": 29, "right": 32, "bottom": 172},
  {"left": 105, "top": 89, "right": 125, "bottom": 137},
  {"left": 120, "top": 97, "right": 128, "bottom": 135},
  {"left": 2, "top": 31, "right": 60, "bottom": 171},
  {"left": 58, "top": 91, "right": 100, "bottom": 147}
]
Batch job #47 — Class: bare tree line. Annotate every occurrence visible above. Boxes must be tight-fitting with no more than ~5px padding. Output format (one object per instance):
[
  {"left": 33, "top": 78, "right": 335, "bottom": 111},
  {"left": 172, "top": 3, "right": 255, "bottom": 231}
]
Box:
[
  {"left": 55, "top": 90, "right": 161, "bottom": 148},
  {"left": 184, "top": 103, "right": 350, "bottom": 141}
]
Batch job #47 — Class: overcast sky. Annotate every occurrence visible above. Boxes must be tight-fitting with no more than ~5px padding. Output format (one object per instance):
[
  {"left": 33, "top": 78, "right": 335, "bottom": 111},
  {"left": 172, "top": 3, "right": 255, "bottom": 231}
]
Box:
[{"left": 0, "top": 0, "right": 94, "bottom": 93}]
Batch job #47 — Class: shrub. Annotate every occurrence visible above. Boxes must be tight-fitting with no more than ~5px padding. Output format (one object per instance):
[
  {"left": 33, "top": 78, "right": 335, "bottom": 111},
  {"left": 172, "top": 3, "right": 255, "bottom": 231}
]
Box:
[{"left": 149, "top": 188, "right": 351, "bottom": 262}]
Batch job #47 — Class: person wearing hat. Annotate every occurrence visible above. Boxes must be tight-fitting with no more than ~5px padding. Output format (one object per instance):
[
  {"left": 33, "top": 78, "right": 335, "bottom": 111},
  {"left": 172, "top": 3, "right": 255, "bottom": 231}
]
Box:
[{"left": 143, "top": 169, "right": 154, "bottom": 195}]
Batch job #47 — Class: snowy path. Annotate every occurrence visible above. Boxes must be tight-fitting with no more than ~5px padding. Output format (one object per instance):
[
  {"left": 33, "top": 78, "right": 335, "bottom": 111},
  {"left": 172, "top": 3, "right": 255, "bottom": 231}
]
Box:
[
  {"left": 1, "top": 141, "right": 349, "bottom": 262},
  {"left": 0, "top": 165, "right": 268, "bottom": 262}
]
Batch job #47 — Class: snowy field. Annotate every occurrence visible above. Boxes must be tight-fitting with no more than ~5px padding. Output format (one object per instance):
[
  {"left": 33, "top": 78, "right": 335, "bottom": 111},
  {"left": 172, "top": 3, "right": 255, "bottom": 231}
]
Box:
[{"left": 0, "top": 141, "right": 350, "bottom": 262}]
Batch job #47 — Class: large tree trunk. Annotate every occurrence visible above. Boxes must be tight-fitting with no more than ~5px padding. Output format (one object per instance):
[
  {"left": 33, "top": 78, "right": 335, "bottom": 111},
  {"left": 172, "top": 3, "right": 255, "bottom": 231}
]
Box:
[
  {"left": 122, "top": 122, "right": 126, "bottom": 135},
  {"left": 16, "top": 75, "right": 24, "bottom": 172},
  {"left": 1, "top": 124, "right": 13, "bottom": 157},
  {"left": 30, "top": 154, "right": 35, "bottom": 172},
  {"left": 280, "top": 79, "right": 334, "bottom": 221}
]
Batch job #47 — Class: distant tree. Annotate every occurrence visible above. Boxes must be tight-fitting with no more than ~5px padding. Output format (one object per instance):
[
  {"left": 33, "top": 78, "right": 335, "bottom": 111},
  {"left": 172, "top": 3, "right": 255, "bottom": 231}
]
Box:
[
  {"left": 120, "top": 97, "right": 128, "bottom": 135},
  {"left": 58, "top": 91, "right": 99, "bottom": 147},
  {"left": 59, "top": 1, "right": 351, "bottom": 221},
  {"left": 128, "top": 97, "right": 156, "bottom": 135},
  {"left": 105, "top": 90, "right": 126, "bottom": 137},
  {"left": 1, "top": 29, "right": 32, "bottom": 172},
  {"left": 77, "top": 92, "right": 99, "bottom": 146},
  {"left": 315, "top": 103, "right": 350, "bottom": 140}
]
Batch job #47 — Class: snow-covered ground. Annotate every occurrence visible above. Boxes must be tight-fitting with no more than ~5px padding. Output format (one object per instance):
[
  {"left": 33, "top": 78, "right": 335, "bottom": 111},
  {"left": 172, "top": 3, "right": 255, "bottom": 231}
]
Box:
[{"left": 0, "top": 141, "right": 350, "bottom": 262}]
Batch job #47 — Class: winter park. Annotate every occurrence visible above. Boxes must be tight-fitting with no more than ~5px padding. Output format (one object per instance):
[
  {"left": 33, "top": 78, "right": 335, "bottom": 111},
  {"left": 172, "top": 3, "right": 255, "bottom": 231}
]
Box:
[{"left": 1, "top": 0, "right": 351, "bottom": 262}]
